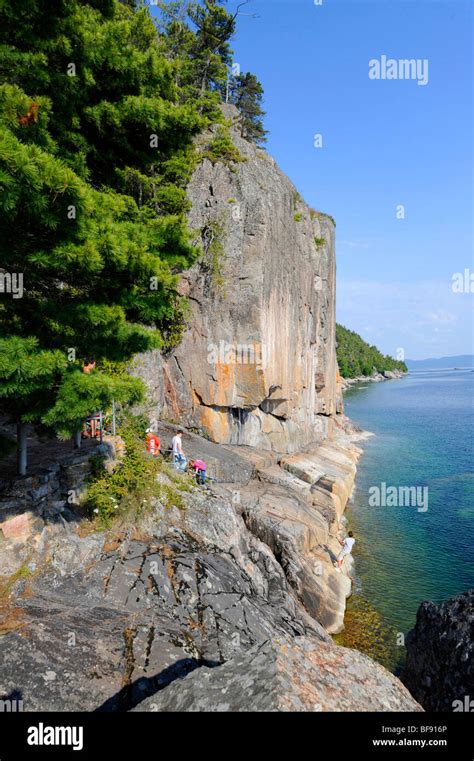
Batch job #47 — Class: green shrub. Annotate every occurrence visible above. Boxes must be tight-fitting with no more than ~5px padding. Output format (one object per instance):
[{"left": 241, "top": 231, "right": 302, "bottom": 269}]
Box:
[
  {"left": 200, "top": 214, "right": 227, "bottom": 288},
  {"left": 202, "top": 125, "right": 245, "bottom": 166},
  {"left": 292, "top": 191, "right": 302, "bottom": 210},
  {"left": 84, "top": 414, "right": 192, "bottom": 526},
  {"left": 314, "top": 237, "right": 325, "bottom": 248},
  {"left": 294, "top": 213, "right": 302, "bottom": 222}
]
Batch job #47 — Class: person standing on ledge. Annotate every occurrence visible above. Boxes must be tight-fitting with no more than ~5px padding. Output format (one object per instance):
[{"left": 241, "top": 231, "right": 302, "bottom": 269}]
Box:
[
  {"left": 335, "top": 531, "right": 355, "bottom": 573},
  {"left": 172, "top": 430, "right": 187, "bottom": 472}
]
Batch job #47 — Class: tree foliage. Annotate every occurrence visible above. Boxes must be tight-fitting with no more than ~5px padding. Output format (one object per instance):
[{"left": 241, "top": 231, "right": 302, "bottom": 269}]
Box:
[
  {"left": 0, "top": 0, "right": 268, "bottom": 471},
  {"left": 336, "top": 324, "right": 408, "bottom": 378},
  {"left": 0, "top": 0, "right": 212, "bottom": 461},
  {"left": 157, "top": 0, "right": 267, "bottom": 143},
  {"left": 228, "top": 71, "right": 267, "bottom": 144}
]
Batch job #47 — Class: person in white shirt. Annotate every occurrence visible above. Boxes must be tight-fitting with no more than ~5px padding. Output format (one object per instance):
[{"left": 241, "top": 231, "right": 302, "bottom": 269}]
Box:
[
  {"left": 171, "top": 431, "right": 187, "bottom": 472},
  {"left": 336, "top": 531, "right": 355, "bottom": 573}
]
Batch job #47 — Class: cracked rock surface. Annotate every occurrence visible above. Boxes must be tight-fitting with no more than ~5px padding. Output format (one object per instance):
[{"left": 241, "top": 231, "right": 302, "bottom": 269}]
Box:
[
  {"left": 0, "top": 436, "right": 421, "bottom": 712},
  {"left": 0, "top": 481, "right": 327, "bottom": 711},
  {"left": 133, "top": 637, "right": 421, "bottom": 713}
]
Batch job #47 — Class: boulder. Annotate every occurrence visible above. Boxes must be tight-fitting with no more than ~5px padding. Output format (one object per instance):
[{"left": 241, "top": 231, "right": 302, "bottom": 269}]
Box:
[
  {"left": 133, "top": 636, "right": 422, "bottom": 713},
  {"left": 402, "top": 590, "right": 474, "bottom": 711}
]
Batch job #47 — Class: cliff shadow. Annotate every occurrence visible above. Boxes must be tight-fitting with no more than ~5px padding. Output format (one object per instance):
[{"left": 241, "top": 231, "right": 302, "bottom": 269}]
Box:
[{"left": 94, "top": 658, "right": 220, "bottom": 712}]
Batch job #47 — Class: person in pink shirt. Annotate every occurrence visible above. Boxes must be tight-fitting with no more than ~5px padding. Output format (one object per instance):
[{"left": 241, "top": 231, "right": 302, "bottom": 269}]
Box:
[{"left": 189, "top": 459, "right": 207, "bottom": 486}]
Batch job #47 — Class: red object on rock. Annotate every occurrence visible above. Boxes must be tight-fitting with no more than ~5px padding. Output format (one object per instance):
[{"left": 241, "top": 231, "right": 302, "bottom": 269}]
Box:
[{"left": 145, "top": 433, "right": 160, "bottom": 455}]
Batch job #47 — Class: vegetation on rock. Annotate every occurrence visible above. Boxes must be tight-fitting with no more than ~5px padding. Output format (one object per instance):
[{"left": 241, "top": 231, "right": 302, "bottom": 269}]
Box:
[
  {"left": 199, "top": 213, "right": 228, "bottom": 288},
  {"left": 227, "top": 71, "right": 267, "bottom": 144},
  {"left": 85, "top": 413, "right": 193, "bottom": 526},
  {"left": 201, "top": 123, "right": 245, "bottom": 165}
]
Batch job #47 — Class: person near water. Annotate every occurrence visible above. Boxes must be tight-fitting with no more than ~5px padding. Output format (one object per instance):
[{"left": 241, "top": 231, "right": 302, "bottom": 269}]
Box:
[
  {"left": 189, "top": 458, "right": 207, "bottom": 485},
  {"left": 335, "top": 531, "right": 355, "bottom": 572},
  {"left": 145, "top": 428, "right": 160, "bottom": 456},
  {"left": 171, "top": 431, "right": 187, "bottom": 472}
]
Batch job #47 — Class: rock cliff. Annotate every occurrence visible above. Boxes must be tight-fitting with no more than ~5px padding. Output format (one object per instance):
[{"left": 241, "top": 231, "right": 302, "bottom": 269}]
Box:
[
  {"left": 134, "top": 106, "right": 342, "bottom": 453},
  {"left": 131, "top": 107, "right": 357, "bottom": 634}
]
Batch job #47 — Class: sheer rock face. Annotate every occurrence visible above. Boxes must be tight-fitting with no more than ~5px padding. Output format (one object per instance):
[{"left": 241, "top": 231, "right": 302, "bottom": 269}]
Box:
[
  {"left": 402, "top": 590, "right": 474, "bottom": 712},
  {"left": 134, "top": 107, "right": 341, "bottom": 453}
]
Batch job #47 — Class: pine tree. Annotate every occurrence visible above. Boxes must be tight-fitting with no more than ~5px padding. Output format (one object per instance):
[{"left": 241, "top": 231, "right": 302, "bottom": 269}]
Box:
[
  {"left": 0, "top": 0, "right": 208, "bottom": 473},
  {"left": 157, "top": 0, "right": 250, "bottom": 119},
  {"left": 228, "top": 71, "right": 267, "bottom": 144},
  {"left": 188, "top": 0, "right": 235, "bottom": 96},
  {"left": 0, "top": 0, "right": 267, "bottom": 473}
]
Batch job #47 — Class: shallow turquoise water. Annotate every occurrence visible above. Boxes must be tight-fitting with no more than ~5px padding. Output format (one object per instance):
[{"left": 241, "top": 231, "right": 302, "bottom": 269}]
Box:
[{"left": 344, "top": 368, "right": 474, "bottom": 636}]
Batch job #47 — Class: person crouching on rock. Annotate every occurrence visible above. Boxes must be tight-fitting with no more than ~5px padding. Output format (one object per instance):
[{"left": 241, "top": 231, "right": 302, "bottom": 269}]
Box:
[
  {"left": 336, "top": 531, "right": 355, "bottom": 573},
  {"left": 172, "top": 430, "right": 187, "bottom": 472},
  {"left": 189, "top": 459, "right": 207, "bottom": 486}
]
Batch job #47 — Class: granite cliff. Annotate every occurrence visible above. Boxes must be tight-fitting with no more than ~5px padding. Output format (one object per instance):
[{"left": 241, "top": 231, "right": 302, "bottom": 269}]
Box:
[{"left": 134, "top": 106, "right": 342, "bottom": 453}]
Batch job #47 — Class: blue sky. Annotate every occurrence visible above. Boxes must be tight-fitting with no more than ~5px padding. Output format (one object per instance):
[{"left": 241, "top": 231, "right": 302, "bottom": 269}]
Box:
[{"left": 226, "top": 0, "right": 473, "bottom": 360}]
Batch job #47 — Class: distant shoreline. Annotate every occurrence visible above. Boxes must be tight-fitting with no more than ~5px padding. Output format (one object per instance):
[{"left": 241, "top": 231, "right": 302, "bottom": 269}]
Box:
[
  {"left": 408, "top": 366, "right": 473, "bottom": 371},
  {"left": 340, "top": 369, "right": 407, "bottom": 392},
  {"left": 406, "top": 354, "right": 474, "bottom": 370}
]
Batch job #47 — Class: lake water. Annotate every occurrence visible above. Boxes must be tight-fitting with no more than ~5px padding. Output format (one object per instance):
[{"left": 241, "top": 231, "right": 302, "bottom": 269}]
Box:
[{"left": 344, "top": 368, "right": 474, "bottom": 638}]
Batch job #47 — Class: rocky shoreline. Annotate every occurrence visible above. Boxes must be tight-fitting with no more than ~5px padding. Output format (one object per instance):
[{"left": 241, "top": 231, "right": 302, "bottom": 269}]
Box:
[
  {"left": 340, "top": 369, "right": 407, "bottom": 391},
  {"left": 0, "top": 420, "right": 424, "bottom": 712}
]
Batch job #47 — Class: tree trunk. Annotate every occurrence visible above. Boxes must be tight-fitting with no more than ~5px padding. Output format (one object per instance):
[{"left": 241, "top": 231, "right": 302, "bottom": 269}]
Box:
[
  {"left": 74, "top": 430, "right": 82, "bottom": 449},
  {"left": 17, "top": 422, "right": 27, "bottom": 476}
]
